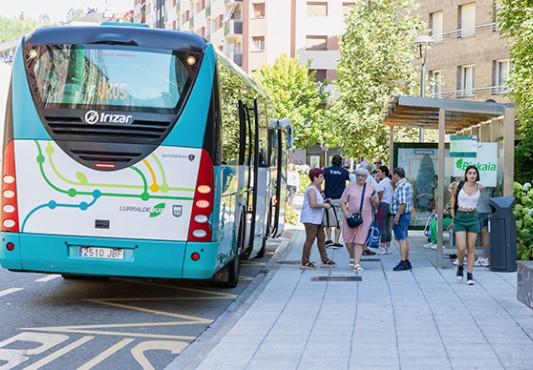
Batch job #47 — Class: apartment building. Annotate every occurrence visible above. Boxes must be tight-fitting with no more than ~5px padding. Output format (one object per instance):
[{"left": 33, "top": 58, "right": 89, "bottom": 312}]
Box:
[
  {"left": 133, "top": 0, "right": 353, "bottom": 84},
  {"left": 418, "top": 0, "right": 511, "bottom": 103}
]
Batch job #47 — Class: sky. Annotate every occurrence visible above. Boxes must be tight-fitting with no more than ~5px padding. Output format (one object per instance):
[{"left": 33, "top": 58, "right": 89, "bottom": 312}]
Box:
[{"left": 0, "top": 0, "right": 134, "bottom": 22}]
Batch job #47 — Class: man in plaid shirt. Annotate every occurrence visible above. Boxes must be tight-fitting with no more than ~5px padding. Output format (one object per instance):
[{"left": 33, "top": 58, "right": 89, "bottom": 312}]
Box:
[{"left": 391, "top": 167, "right": 414, "bottom": 271}]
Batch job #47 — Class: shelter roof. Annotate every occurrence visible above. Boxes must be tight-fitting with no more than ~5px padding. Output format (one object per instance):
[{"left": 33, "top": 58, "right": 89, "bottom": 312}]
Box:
[{"left": 383, "top": 96, "right": 512, "bottom": 134}]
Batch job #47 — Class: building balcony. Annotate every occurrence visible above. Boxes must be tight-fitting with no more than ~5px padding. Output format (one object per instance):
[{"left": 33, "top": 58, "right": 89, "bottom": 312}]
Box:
[{"left": 224, "top": 20, "right": 242, "bottom": 36}]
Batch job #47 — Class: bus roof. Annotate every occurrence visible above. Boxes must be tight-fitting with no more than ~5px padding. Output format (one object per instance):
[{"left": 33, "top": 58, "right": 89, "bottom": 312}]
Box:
[{"left": 25, "top": 25, "right": 208, "bottom": 53}]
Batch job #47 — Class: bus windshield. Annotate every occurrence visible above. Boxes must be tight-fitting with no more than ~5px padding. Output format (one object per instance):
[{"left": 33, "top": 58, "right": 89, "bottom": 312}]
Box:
[{"left": 25, "top": 44, "right": 198, "bottom": 111}]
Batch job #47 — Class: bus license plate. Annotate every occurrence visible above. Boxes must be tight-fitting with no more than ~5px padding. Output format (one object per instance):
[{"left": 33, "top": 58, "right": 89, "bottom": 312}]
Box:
[{"left": 79, "top": 247, "right": 124, "bottom": 260}]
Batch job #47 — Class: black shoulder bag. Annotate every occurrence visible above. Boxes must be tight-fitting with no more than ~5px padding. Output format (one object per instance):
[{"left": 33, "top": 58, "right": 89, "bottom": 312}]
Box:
[{"left": 347, "top": 184, "right": 366, "bottom": 228}]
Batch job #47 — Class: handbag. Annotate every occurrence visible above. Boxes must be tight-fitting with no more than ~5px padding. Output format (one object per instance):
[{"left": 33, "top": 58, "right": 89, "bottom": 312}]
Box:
[
  {"left": 346, "top": 184, "right": 366, "bottom": 228},
  {"left": 365, "top": 212, "right": 381, "bottom": 248}
]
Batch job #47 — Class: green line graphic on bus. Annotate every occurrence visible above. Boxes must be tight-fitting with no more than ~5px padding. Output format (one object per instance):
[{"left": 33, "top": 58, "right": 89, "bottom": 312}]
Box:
[{"left": 19, "top": 141, "right": 197, "bottom": 231}]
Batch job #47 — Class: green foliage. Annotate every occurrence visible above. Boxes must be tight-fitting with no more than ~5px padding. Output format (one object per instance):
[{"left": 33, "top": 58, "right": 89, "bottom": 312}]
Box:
[
  {"left": 514, "top": 132, "right": 533, "bottom": 184},
  {"left": 496, "top": 1, "right": 533, "bottom": 182},
  {"left": 332, "top": 0, "right": 423, "bottom": 159},
  {"left": 253, "top": 54, "right": 330, "bottom": 149},
  {"left": 284, "top": 205, "right": 300, "bottom": 226},
  {"left": 513, "top": 181, "right": 533, "bottom": 260},
  {"left": 496, "top": 1, "right": 533, "bottom": 136},
  {"left": 0, "top": 16, "right": 52, "bottom": 43}
]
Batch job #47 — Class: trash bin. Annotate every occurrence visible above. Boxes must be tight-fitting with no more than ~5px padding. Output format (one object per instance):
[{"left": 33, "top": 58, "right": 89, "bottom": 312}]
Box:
[{"left": 488, "top": 197, "right": 516, "bottom": 272}]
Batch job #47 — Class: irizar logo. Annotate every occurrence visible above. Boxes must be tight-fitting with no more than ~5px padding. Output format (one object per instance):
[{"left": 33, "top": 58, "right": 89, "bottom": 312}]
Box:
[{"left": 85, "top": 110, "right": 133, "bottom": 125}]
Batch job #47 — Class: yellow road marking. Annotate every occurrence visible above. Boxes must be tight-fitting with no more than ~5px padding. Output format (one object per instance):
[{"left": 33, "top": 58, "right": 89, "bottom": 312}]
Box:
[
  {"left": 131, "top": 340, "right": 188, "bottom": 370},
  {"left": 23, "top": 336, "right": 94, "bottom": 370},
  {"left": 20, "top": 326, "right": 195, "bottom": 340},
  {"left": 83, "top": 299, "right": 213, "bottom": 322},
  {"left": 77, "top": 338, "right": 134, "bottom": 370}
]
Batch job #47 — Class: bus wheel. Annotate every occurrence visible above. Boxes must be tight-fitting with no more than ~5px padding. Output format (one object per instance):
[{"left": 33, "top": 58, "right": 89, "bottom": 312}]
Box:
[{"left": 212, "top": 253, "right": 240, "bottom": 289}]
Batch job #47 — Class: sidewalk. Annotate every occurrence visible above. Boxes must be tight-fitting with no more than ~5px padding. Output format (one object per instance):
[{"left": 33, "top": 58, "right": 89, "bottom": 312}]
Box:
[{"left": 168, "top": 224, "right": 533, "bottom": 369}]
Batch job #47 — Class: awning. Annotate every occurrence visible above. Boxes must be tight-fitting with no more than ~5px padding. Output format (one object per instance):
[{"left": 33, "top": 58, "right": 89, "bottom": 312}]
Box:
[{"left": 384, "top": 96, "right": 508, "bottom": 133}]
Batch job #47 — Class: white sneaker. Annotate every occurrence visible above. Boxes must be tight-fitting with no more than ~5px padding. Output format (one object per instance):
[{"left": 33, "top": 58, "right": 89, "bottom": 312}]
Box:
[
  {"left": 386, "top": 247, "right": 392, "bottom": 254},
  {"left": 452, "top": 257, "right": 467, "bottom": 266},
  {"left": 430, "top": 244, "right": 437, "bottom": 250},
  {"left": 377, "top": 247, "right": 387, "bottom": 255},
  {"left": 475, "top": 256, "right": 490, "bottom": 267},
  {"left": 423, "top": 242, "right": 434, "bottom": 249}
]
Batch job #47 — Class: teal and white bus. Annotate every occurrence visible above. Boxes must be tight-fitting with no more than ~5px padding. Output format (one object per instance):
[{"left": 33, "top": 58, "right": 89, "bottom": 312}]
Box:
[{"left": 0, "top": 24, "right": 292, "bottom": 288}]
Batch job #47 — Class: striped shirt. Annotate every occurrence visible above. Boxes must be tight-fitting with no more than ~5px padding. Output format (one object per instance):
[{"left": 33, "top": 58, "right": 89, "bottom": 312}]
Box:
[{"left": 391, "top": 178, "right": 414, "bottom": 215}]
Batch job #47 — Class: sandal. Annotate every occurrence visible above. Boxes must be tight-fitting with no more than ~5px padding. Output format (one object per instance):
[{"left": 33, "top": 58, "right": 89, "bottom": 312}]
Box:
[
  {"left": 321, "top": 259, "right": 336, "bottom": 268},
  {"left": 363, "top": 249, "right": 376, "bottom": 256},
  {"left": 300, "top": 262, "right": 316, "bottom": 269},
  {"left": 352, "top": 264, "right": 364, "bottom": 272}
]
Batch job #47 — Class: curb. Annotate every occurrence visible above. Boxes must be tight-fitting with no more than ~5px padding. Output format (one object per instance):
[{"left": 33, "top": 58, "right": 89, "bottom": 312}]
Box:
[{"left": 164, "top": 227, "right": 299, "bottom": 370}]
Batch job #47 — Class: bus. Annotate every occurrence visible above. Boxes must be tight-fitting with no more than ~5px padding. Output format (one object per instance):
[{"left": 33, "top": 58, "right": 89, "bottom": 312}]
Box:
[{"left": 0, "top": 24, "right": 292, "bottom": 288}]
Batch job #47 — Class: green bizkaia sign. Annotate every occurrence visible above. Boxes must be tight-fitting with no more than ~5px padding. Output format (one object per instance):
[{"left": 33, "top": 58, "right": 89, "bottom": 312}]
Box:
[{"left": 453, "top": 143, "right": 498, "bottom": 186}]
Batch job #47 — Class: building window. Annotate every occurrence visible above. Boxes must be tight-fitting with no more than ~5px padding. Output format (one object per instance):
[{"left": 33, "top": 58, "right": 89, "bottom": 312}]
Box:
[
  {"left": 182, "top": 10, "right": 190, "bottom": 23},
  {"left": 343, "top": 2, "right": 355, "bottom": 15},
  {"left": 459, "top": 3, "right": 476, "bottom": 38},
  {"left": 430, "top": 70, "right": 442, "bottom": 98},
  {"left": 307, "top": 2, "right": 328, "bottom": 17},
  {"left": 494, "top": 59, "right": 510, "bottom": 94},
  {"left": 460, "top": 65, "right": 475, "bottom": 97},
  {"left": 310, "top": 69, "right": 327, "bottom": 82},
  {"left": 252, "top": 36, "right": 265, "bottom": 51},
  {"left": 172, "top": 20, "right": 176, "bottom": 30},
  {"left": 197, "top": 27, "right": 205, "bottom": 37},
  {"left": 305, "top": 35, "right": 327, "bottom": 50},
  {"left": 253, "top": 3, "right": 265, "bottom": 18},
  {"left": 216, "top": 15, "right": 223, "bottom": 30},
  {"left": 430, "top": 11, "right": 443, "bottom": 43}
]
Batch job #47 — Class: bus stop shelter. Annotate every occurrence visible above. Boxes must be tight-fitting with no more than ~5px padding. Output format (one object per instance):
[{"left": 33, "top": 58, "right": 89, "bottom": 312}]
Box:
[{"left": 383, "top": 96, "right": 515, "bottom": 268}]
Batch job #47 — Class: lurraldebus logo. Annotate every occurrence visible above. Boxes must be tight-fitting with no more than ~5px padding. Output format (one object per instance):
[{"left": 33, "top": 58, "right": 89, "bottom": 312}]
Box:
[
  {"left": 455, "top": 158, "right": 496, "bottom": 172},
  {"left": 119, "top": 203, "right": 166, "bottom": 217}
]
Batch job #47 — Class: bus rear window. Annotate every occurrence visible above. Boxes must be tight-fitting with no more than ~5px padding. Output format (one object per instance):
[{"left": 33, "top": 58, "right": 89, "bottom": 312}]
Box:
[{"left": 24, "top": 44, "right": 199, "bottom": 111}]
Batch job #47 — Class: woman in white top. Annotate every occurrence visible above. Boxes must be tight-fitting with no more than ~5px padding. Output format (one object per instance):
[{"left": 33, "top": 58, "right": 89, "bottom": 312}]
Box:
[
  {"left": 450, "top": 165, "right": 484, "bottom": 285},
  {"left": 376, "top": 165, "right": 394, "bottom": 254},
  {"left": 286, "top": 162, "right": 300, "bottom": 206},
  {"left": 299, "top": 168, "right": 336, "bottom": 269}
]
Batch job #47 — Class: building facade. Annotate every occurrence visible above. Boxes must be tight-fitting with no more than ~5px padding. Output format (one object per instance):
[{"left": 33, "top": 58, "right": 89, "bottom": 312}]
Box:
[
  {"left": 133, "top": 0, "right": 353, "bottom": 84},
  {"left": 418, "top": 0, "right": 511, "bottom": 103}
]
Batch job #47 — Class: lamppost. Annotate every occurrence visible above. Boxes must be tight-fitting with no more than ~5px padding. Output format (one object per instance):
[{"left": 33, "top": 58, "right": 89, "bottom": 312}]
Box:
[{"left": 413, "top": 35, "right": 434, "bottom": 142}]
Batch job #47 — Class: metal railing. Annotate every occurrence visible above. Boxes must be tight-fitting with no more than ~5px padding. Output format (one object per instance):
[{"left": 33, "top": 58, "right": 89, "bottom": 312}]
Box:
[
  {"left": 224, "top": 19, "right": 242, "bottom": 36},
  {"left": 431, "top": 84, "right": 509, "bottom": 99},
  {"left": 431, "top": 22, "right": 498, "bottom": 43}
]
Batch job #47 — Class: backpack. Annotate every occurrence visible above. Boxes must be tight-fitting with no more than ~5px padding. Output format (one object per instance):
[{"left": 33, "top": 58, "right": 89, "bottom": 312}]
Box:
[
  {"left": 453, "top": 180, "right": 465, "bottom": 213},
  {"left": 365, "top": 219, "right": 381, "bottom": 248}
]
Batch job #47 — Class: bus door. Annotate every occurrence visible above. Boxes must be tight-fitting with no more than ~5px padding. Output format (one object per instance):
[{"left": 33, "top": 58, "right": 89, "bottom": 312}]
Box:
[{"left": 237, "top": 100, "right": 255, "bottom": 257}]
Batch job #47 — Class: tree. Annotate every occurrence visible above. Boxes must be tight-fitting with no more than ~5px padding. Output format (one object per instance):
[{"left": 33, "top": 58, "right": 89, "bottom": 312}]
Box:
[
  {"left": 332, "top": 0, "right": 423, "bottom": 159},
  {"left": 0, "top": 16, "right": 52, "bottom": 43},
  {"left": 496, "top": 0, "right": 533, "bottom": 183},
  {"left": 253, "top": 54, "right": 330, "bottom": 149}
]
